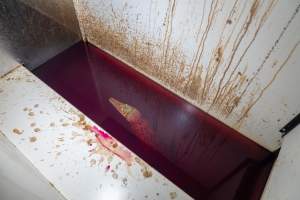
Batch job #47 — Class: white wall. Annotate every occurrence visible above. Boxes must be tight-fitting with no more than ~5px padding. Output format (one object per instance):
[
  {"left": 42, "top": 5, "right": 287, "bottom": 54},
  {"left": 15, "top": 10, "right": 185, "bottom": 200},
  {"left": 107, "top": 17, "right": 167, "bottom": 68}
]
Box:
[
  {"left": 261, "top": 125, "right": 300, "bottom": 200},
  {"left": 0, "top": 132, "right": 66, "bottom": 200},
  {"left": 73, "top": 0, "right": 300, "bottom": 151}
]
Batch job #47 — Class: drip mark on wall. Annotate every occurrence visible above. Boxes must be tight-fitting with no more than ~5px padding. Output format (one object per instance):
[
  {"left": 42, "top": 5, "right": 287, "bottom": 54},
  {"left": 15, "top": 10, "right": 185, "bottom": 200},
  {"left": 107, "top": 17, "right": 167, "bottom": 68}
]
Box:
[{"left": 75, "top": 0, "right": 300, "bottom": 134}]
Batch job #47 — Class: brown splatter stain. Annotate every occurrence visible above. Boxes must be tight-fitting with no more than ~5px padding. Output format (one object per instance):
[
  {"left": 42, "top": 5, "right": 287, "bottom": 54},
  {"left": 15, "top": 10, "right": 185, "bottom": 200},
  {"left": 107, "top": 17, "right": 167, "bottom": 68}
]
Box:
[
  {"left": 135, "top": 157, "right": 153, "bottom": 178},
  {"left": 73, "top": 113, "right": 91, "bottom": 130},
  {"left": 29, "top": 136, "right": 37, "bottom": 143},
  {"left": 30, "top": 123, "right": 36, "bottom": 127},
  {"left": 185, "top": 0, "right": 221, "bottom": 91},
  {"left": 142, "top": 169, "right": 153, "bottom": 178},
  {"left": 77, "top": 1, "right": 187, "bottom": 91},
  {"left": 50, "top": 122, "right": 55, "bottom": 127},
  {"left": 34, "top": 128, "right": 41, "bottom": 132},
  {"left": 210, "top": 0, "right": 278, "bottom": 113},
  {"left": 13, "top": 128, "right": 23, "bottom": 135},
  {"left": 87, "top": 138, "right": 93, "bottom": 146},
  {"left": 28, "top": 112, "right": 35, "bottom": 116},
  {"left": 169, "top": 191, "right": 177, "bottom": 199},
  {"left": 112, "top": 142, "right": 118, "bottom": 148},
  {"left": 34, "top": 104, "right": 39, "bottom": 108},
  {"left": 236, "top": 41, "right": 300, "bottom": 125}
]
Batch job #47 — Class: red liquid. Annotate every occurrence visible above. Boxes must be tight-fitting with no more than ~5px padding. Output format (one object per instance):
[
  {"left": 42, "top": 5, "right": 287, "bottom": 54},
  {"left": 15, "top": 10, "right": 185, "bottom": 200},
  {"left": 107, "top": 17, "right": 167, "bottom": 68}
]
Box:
[{"left": 34, "top": 42, "right": 277, "bottom": 200}]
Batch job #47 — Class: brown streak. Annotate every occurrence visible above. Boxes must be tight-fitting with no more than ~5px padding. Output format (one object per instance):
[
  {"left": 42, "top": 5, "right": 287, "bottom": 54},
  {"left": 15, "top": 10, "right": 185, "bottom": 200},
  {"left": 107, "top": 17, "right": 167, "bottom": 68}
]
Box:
[
  {"left": 233, "top": 2, "right": 300, "bottom": 109},
  {"left": 217, "top": 0, "right": 277, "bottom": 110},
  {"left": 209, "top": 0, "right": 260, "bottom": 110},
  {"left": 236, "top": 41, "right": 300, "bottom": 124}
]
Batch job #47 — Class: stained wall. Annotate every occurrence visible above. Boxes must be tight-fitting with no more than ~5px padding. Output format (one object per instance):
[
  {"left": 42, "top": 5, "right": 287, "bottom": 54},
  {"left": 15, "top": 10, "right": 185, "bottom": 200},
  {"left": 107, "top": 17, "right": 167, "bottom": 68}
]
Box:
[{"left": 73, "top": 0, "right": 300, "bottom": 151}]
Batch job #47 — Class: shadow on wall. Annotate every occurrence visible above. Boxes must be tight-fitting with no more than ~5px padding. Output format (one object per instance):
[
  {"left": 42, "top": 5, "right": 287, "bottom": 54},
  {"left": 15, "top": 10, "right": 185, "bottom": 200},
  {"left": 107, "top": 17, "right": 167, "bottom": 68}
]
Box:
[{"left": 0, "top": 0, "right": 81, "bottom": 71}]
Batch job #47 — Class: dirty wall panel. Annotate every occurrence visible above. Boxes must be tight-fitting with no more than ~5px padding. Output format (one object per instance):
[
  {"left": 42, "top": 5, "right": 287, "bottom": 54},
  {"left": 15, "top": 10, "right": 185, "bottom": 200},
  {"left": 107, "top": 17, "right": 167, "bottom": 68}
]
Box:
[
  {"left": 73, "top": 0, "right": 300, "bottom": 151},
  {"left": 0, "top": 0, "right": 81, "bottom": 71},
  {"left": 20, "top": 0, "right": 82, "bottom": 36}
]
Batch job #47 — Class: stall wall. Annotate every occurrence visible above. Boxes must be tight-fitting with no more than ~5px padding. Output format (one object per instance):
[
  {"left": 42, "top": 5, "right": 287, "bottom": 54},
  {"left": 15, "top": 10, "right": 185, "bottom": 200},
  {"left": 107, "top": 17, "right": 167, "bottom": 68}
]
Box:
[{"left": 73, "top": 0, "right": 300, "bottom": 151}]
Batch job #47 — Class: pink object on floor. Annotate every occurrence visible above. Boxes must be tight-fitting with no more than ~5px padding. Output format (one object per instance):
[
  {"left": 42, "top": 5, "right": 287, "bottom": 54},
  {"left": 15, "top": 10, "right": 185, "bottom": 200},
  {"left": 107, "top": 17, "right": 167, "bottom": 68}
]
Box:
[{"left": 90, "top": 125, "right": 133, "bottom": 166}]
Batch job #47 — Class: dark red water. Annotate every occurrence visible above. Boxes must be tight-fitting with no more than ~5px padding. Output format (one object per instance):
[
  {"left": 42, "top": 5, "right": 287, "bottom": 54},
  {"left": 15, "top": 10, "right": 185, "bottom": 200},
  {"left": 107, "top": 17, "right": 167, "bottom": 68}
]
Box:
[{"left": 33, "top": 42, "right": 277, "bottom": 200}]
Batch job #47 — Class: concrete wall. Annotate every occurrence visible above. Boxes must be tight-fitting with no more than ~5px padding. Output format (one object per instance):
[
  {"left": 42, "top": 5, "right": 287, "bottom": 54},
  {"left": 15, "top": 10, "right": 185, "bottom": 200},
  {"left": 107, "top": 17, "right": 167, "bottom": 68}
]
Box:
[{"left": 73, "top": 0, "right": 300, "bottom": 151}]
